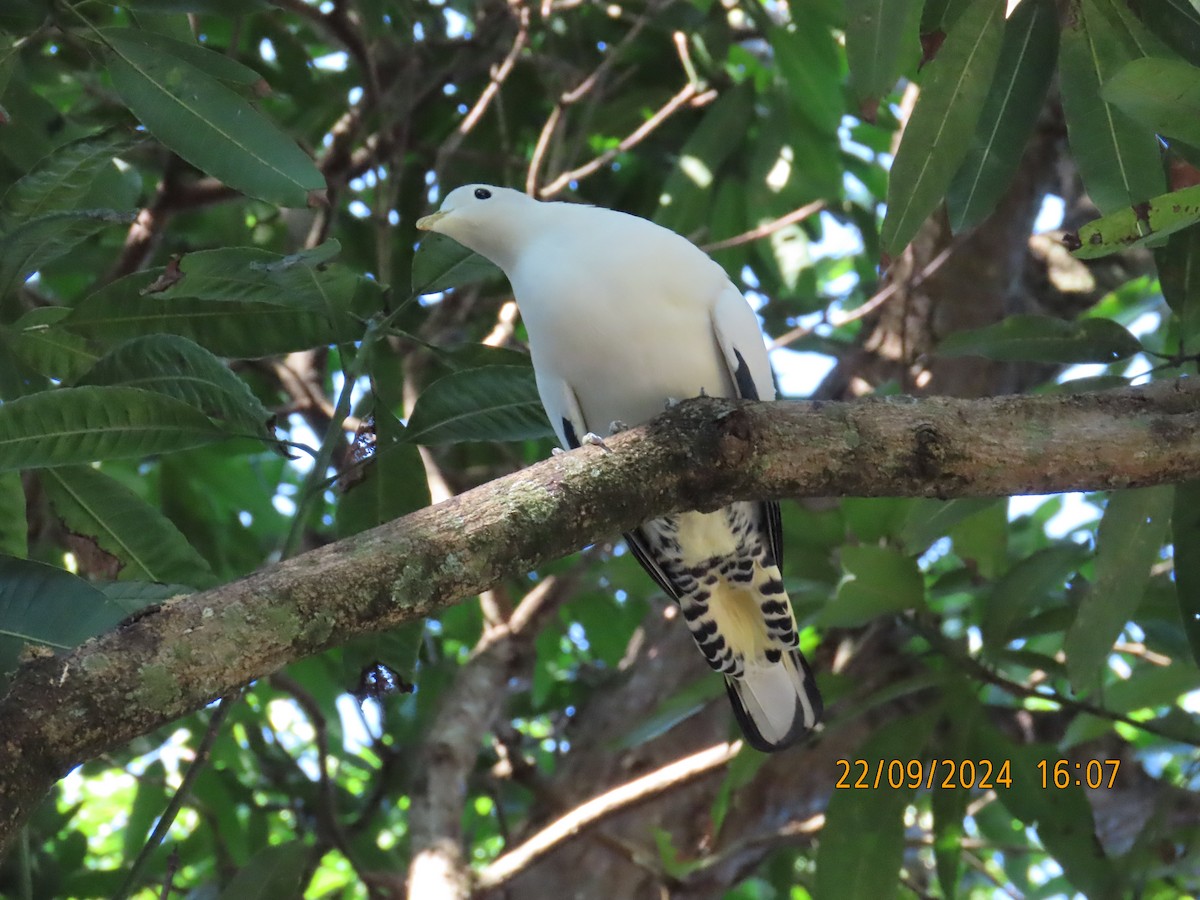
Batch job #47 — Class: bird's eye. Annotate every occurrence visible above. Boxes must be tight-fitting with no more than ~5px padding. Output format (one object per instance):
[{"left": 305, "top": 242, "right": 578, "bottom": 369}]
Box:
[{"left": 474, "top": 188, "right": 492, "bottom": 200}]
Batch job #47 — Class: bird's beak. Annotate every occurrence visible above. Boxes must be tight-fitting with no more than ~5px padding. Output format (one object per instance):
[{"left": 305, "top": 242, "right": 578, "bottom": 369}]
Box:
[{"left": 416, "top": 210, "right": 447, "bottom": 231}]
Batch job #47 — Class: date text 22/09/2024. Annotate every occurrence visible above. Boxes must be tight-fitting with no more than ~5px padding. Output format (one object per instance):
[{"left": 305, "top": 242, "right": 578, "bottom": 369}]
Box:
[{"left": 834, "top": 758, "right": 1122, "bottom": 791}]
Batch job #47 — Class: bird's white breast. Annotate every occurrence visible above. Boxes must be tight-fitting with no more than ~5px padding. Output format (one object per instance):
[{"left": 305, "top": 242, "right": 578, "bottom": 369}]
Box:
[{"left": 509, "top": 208, "right": 737, "bottom": 430}]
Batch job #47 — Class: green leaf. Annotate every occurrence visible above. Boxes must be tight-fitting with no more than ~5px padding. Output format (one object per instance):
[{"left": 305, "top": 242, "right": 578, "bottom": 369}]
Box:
[
  {"left": 970, "top": 723, "right": 1120, "bottom": 897},
  {"left": 1173, "top": 480, "right": 1200, "bottom": 667},
  {"left": 1102, "top": 57, "right": 1200, "bottom": 150},
  {"left": 216, "top": 840, "right": 308, "bottom": 900},
  {"left": 138, "top": 242, "right": 368, "bottom": 314},
  {"left": 937, "top": 314, "right": 1142, "bottom": 363},
  {"left": 411, "top": 231, "right": 500, "bottom": 295},
  {"left": 1058, "top": 0, "right": 1166, "bottom": 214},
  {"left": 0, "top": 555, "right": 127, "bottom": 682},
  {"left": 823, "top": 545, "right": 924, "bottom": 627},
  {"left": 66, "top": 262, "right": 362, "bottom": 357},
  {"left": 0, "top": 472, "right": 26, "bottom": 558},
  {"left": 814, "top": 709, "right": 937, "bottom": 900},
  {"left": 844, "top": 0, "right": 922, "bottom": 105},
  {"left": 78, "top": 335, "right": 273, "bottom": 436},
  {"left": 117, "top": 0, "right": 267, "bottom": 12},
  {"left": 614, "top": 676, "right": 726, "bottom": 750},
  {"left": 947, "top": 0, "right": 1058, "bottom": 231},
  {"left": 2, "top": 133, "right": 134, "bottom": 223},
  {"left": 881, "top": 0, "right": 1005, "bottom": 253},
  {"left": 99, "top": 580, "right": 194, "bottom": 614},
  {"left": 0, "top": 386, "right": 226, "bottom": 472},
  {"left": 655, "top": 86, "right": 755, "bottom": 235},
  {"left": 949, "top": 500, "right": 1007, "bottom": 580},
  {"left": 98, "top": 28, "right": 266, "bottom": 88},
  {"left": 982, "top": 545, "right": 1089, "bottom": 650},
  {"left": 1069, "top": 181, "right": 1200, "bottom": 259},
  {"left": 404, "top": 365, "right": 553, "bottom": 445},
  {"left": 1156, "top": 223, "right": 1200, "bottom": 351},
  {"left": 1102, "top": 660, "right": 1200, "bottom": 713},
  {"left": 0, "top": 209, "right": 134, "bottom": 299},
  {"left": 767, "top": 23, "right": 843, "bottom": 137},
  {"left": 1065, "top": 487, "right": 1172, "bottom": 692},
  {"left": 900, "top": 497, "right": 999, "bottom": 555},
  {"left": 1136, "top": 0, "right": 1200, "bottom": 66},
  {"left": 41, "top": 465, "right": 217, "bottom": 587},
  {"left": 4, "top": 307, "right": 98, "bottom": 383},
  {"left": 102, "top": 28, "right": 324, "bottom": 207},
  {"left": 842, "top": 497, "right": 914, "bottom": 543},
  {"left": 336, "top": 412, "right": 431, "bottom": 537}
]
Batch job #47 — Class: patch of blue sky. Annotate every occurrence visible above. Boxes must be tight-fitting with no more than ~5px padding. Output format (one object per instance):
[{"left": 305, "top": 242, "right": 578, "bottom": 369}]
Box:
[{"left": 313, "top": 51, "right": 348, "bottom": 72}]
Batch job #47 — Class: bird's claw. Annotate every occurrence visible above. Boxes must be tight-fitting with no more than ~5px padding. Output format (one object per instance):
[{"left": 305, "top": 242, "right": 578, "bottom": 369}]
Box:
[
  {"left": 608, "top": 420, "right": 628, "bottom": 435},
  {"left": 551, "top": 446, "right": 567, "bottom": 457},
  {"left": 582, "top": 432, "right": 612, "bottom": 453},
  {"left": 664, "top": 397, "right": 680, "bottom": 410}
]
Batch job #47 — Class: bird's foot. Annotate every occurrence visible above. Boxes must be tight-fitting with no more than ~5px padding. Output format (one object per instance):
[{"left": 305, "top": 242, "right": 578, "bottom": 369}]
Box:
[
  {"left": 607, "top": 420, "right": 628, "bottom": 435},
  {"left": 582, "top": 432, "right": 612, "bottom": 453},
  {"left": 551, "top": 446, "right": 567, "bottom": 457},
  {"left": 664, "top": 397, "right": 680, "bottom": 410}
]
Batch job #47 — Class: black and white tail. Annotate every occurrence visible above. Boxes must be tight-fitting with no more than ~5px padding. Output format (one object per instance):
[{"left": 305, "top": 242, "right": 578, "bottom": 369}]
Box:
[{"left": 625, "top": 501, "right": 824, "bottom": 752}]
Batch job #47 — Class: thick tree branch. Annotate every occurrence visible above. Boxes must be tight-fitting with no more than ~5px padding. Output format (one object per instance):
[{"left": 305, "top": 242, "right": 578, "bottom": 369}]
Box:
[{"left": 1, "top": 381, "right": 1199, "bottom": 850}]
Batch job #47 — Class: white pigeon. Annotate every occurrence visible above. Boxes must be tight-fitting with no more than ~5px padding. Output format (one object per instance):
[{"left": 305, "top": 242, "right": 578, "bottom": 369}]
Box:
[{"left": 416, "top": 184, "right": 822, "bottom": 751}]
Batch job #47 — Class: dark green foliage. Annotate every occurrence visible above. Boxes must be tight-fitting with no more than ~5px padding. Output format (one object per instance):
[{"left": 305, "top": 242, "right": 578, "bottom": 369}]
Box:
[{"left": 0, "top": 1, "right": 1197, "bottom": 898}]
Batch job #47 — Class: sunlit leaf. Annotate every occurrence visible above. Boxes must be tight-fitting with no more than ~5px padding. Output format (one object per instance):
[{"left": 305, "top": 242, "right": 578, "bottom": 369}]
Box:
[
  {"left": 882, "top": 0, "right": 1005, "bottom": 253},
  {"left": 1069, "top": 180, "right": 1200, "bottom": 259},
  {"left": 1065, "top": 487, "right": 1172, "bottom": 692},
  {"left": 947, "top": 0, "right": 1057, "bottom": 231}
]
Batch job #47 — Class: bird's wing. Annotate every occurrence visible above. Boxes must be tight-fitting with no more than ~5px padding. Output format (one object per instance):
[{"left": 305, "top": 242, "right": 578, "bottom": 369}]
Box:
[
  {"left": 535, "top": 366, "right": 586, "bottom": 451},
  {"left": 710, "top": 283, "right": 783, "bottom": 569},
  {"left": 711, "top": 283, "right": 776, "bottom": 403},
  {"left": 540, "top": 362, "right": 685, "bottom": 598}
]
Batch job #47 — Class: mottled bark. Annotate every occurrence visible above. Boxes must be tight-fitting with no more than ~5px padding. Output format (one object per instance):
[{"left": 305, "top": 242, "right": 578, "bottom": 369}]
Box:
[{"left": 1, "top": 382, "right": 1198, "bottom": 853}]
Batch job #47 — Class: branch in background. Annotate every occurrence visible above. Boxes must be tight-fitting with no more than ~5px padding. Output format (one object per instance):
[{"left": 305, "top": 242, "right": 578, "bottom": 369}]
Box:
[
  {"left": 436, "top": 6, "right": 530, "bottom": 176},
  {"left": 474, "top": 741, "right": 742, "bottom": 892},
  {"left": 1, "top": 381, "right": 1199, "bottom": 850},
  {"left": 406, "top": 568, "right": 585, "bottom": 900},
  {"left": 701, "top": 200, "right": 826, "bottom": 253},
  {"left": 770, "top": 243, "right": 955, "bottom": 350}
]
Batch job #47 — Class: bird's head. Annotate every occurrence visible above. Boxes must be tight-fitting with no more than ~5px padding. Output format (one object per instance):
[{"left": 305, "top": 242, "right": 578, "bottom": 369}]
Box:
[{"left": 416, "top": 184, "right": 538, "bottom": 271}]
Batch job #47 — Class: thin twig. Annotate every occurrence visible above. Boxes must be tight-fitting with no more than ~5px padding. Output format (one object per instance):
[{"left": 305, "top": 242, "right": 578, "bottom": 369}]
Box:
[
  {"left": 112, "top": 694, "right": 240, "bottom": 900},
  {"left": 474, "top": 741, "right": 741, "bottom": 891},
  {"left": 770, "top": 244, "right": 955, "bottom": 351},
  {"left": 701, "top": 199, "right": 826, "bottom": 252},
  {"left": 437, "top": 5, "right": 530, "bottom": 173},
  {"left": 538, "top": 82, "right": 705, "bottom": 197}
]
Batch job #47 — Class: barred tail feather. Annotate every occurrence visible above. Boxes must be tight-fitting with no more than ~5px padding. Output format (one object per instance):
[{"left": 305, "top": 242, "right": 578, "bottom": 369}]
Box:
[{"left": 724, "top": 648, "right": 822, "bottom": 752}]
